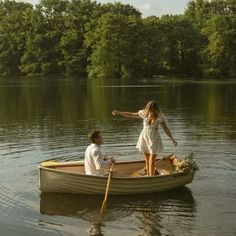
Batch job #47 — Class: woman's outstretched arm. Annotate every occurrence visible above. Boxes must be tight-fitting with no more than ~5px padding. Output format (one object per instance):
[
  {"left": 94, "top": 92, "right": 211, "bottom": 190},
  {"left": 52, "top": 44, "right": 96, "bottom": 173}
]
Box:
[
  {"left": 161, "top": 122, "right": 178, "bottom": 146},
  {"left": 112, "top": 110, "right": 140, "bottom": 118}
]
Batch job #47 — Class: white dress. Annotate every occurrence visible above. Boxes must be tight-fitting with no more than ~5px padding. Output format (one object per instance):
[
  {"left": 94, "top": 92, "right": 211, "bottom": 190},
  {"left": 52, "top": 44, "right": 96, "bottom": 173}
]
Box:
[{"left": 136, "top": 110, "right": 166, "bottom": 155}]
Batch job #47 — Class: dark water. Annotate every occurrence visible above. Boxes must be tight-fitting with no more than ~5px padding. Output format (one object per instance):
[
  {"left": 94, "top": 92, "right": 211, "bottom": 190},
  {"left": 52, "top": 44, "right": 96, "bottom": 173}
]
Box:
[{"left": 0, "top": 76, "right": 235, "bottom": 236}]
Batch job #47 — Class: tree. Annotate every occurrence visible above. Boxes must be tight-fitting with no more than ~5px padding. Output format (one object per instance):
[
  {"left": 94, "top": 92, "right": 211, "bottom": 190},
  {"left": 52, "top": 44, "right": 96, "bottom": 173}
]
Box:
[
  {"left": 101, "top": 2, "right": 141, "bottom": 18},
  {"left": 141, "top": 16, "right": 163, "bottom": 76},
  {"left": 0, "top": 0, "right": 235, "bottom": 78},
  {"left": 85, "top": 13, "right": 143, "bottom": 78},
  {"left": 58, "top": 0, "right": 97, "bottom": 75},
  {"left": 185, "top": 0, "right": 235, "bottom": 28},
  {"left": 158, "top": 15, "right": 202, "bottom": 76},
  {"left": 202, "top": 14, "right": 236, "bottom": 76},
  {"left": 0, "top": 0, "right": 32, "bottom": 75},
  {"left": 185, "top": 0, "right": 236, "bottom": 77},
  {"left": 20, "top": 0, "right": 68, "bottom": 75}
]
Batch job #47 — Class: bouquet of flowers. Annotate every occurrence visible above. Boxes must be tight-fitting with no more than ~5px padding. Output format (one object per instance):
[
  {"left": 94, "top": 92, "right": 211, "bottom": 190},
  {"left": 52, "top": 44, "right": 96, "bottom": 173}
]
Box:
[{"left": 177, "top": 152, "right": 199, "bottom": 173}]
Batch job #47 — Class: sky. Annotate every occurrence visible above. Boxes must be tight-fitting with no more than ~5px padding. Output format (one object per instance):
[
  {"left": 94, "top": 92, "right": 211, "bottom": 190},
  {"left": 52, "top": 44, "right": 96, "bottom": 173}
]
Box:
[{"left": 25, "top": 0, "right": 190, "bottom": 17}]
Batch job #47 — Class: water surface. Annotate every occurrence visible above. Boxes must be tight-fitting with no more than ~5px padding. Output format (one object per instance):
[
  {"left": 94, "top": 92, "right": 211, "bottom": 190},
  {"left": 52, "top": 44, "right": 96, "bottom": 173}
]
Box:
[{"left": 0, "top": 76, "right": 235, "bottom": 236}]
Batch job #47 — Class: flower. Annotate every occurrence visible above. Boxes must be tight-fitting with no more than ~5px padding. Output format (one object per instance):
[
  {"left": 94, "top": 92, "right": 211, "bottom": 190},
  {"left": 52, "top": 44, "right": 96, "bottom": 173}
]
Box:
[{"left": 178, "top": 152, "right": 199, "bottom": 173}]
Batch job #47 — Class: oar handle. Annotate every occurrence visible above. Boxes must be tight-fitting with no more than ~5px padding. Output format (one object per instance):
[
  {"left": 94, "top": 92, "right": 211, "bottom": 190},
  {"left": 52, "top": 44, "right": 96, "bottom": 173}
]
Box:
[
  {"left": 103, "top": 163, "right": 114, "bottom": 201},
  {"left": 109, "top": 163, "right": 114, "bottom": 174}
]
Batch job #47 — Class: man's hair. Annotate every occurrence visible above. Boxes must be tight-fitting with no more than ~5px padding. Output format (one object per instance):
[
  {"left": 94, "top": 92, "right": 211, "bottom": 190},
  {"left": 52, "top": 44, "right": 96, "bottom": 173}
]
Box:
[{"left": 88, "top": 130, "right": 101, "bottom": 143}]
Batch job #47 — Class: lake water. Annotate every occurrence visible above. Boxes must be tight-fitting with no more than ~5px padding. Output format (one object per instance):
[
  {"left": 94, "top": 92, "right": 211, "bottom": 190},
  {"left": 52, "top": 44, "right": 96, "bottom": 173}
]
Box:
[{"left": 0, "top": 76, "right": 235, "bottom": 236}]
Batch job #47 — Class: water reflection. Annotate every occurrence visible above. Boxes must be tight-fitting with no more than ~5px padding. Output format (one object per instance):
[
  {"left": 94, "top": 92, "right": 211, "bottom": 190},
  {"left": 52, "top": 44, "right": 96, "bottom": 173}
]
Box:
[
  {"left": 87, "top": 223, "right": 103, "bottom": 236},
  {"left": 0, "top": 77, "right": 235, "bottom": 135},
  {"left": 40, "top": 187, "right": 196, "bottom": 236}
]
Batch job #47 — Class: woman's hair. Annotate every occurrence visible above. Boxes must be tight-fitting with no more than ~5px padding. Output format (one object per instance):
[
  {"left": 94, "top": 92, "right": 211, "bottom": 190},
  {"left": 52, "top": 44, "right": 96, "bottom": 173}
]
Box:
[
  {"left": 144, "top": 101, "right": 160, "bottom": 125},
  {"left": 88, "top": 130, "right": 101, "bottom": 143}
]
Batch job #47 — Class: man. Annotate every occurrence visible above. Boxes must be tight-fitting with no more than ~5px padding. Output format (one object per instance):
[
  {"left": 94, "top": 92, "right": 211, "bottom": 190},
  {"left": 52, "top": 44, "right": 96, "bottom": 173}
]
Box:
[{"left": 84, "top": 130, "right": 115, "bottom": 175}]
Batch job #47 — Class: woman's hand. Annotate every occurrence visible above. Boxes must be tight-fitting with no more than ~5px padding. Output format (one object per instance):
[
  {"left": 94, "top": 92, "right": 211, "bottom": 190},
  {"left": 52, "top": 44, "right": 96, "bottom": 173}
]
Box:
[
  {"left": 112, "top": 110, "right": 120, "bottom": 116},
  {"left": 172, "top": 139, "right": 178, "bottom": 146}
]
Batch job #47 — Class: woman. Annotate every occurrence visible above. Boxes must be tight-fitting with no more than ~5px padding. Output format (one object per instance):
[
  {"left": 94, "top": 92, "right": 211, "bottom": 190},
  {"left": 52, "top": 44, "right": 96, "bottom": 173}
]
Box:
[{"left": 112, "top": 101, "right": 177, "bottom": 176}]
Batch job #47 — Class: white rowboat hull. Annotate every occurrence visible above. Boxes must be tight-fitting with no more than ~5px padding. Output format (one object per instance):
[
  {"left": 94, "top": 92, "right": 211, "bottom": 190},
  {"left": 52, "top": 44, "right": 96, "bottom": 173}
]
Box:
[{"left": 39, "top": 160, "right": 195, "bottom": 195}]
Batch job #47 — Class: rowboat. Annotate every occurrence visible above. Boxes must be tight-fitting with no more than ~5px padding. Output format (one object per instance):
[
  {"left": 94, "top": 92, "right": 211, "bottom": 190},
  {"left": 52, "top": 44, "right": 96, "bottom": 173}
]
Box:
[{"left": 38, "top": 154, "right": 198, "bottom": 195}]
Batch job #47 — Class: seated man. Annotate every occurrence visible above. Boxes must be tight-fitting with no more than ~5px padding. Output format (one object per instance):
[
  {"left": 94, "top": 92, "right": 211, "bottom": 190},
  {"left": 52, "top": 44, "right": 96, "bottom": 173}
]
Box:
[{"left": 84, "top": 130, "right": 115, "bottom": 175}]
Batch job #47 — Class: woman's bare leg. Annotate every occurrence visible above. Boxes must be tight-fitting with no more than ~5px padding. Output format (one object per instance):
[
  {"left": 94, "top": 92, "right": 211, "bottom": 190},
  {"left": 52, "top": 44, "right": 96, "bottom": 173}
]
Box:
[
  {"left": 144, "top": 153, "right": 150, "bottom": 176},
  {"left": 149, "top": 154, "right": 157, "bottom": 176}
]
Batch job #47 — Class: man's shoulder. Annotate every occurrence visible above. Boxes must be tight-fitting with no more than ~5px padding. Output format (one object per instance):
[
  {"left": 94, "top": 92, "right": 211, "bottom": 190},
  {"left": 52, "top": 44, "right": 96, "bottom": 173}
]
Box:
[{"left": 85, "top": 143, "right": 99, "bottom": 153}]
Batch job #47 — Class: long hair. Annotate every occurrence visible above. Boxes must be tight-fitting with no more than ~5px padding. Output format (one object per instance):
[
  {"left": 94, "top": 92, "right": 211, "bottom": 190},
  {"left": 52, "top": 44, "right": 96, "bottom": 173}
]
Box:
[{"left": 144, "top": 101, "right": 160, "bottom": 125}]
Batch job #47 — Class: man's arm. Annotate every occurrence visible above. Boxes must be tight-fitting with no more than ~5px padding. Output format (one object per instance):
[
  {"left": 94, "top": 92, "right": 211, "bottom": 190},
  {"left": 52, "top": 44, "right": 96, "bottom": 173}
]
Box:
[{"left": 93, "top": 150, "right": 111, "bottom": 171}]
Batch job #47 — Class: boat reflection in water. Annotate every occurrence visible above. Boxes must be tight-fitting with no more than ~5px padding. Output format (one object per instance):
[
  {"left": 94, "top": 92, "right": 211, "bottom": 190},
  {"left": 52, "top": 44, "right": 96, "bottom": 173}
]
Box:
[{"left": 40, "top": 187, "right": 196, "bottom": 236}]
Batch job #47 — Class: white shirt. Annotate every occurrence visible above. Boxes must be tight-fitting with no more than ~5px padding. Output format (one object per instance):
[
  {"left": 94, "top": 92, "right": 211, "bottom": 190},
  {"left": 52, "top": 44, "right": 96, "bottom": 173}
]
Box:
[{"left": 84, "top": 143, "right": 111, "bottom": 175}]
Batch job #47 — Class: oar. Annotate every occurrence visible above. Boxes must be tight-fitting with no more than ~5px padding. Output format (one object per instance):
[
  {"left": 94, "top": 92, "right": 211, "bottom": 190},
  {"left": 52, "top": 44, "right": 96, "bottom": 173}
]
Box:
[{"left": 100, "top": 163, "right": 114, "bottom": 220}]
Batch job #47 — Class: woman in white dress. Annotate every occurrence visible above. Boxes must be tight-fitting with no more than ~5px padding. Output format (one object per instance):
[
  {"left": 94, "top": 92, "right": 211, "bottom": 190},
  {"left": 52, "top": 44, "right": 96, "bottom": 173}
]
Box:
[{"left": 112, "top": 101, "right": 177, "bottom": 176}]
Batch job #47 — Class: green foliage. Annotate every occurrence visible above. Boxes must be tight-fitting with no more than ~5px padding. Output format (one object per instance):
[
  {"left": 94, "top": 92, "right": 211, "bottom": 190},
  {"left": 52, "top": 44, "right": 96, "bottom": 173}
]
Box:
[
  {"left": 19, "top": 0, "right": 68, "bottom": 75},
  {"left": 185, "top": 0, "right": 236, "bottom": 77},
  {"left": 178, "top": 152, "right": 199, "bottom": 173},
  {"left": 158, "top": 15, "right": 202, "bottom": 76},
  {"left": 100, "top": 2, "right": 141, "bottom": 18},
  {"left": 202, "top": 14, "right": 236, "bottom": 77},
  {"left": 58, "top": 0, "right": 97, "bottom": 75},
  {"left": 85, "top": 13, "right": 143, "bottom": 78},
  {"left": 141, "top": 16, "right": 163, "bottom": 76},
  {"left": 0, "top": 0, "right": 235, "bottom": 78},
  {"left": 0, "top": 0, "right": 32, "bottom": 75}
]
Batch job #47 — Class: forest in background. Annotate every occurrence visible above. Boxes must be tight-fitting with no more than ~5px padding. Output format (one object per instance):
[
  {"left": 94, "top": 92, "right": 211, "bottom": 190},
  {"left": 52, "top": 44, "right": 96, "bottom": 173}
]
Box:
[{"left": 0, "top": 0, "right": 235, "bottom": 78}]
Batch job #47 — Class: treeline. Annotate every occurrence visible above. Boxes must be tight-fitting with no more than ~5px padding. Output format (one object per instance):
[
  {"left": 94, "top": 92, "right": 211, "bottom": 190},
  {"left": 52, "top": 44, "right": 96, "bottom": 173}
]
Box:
[{"left": 0, "top": 0, "right": 235, "bottom": 78}]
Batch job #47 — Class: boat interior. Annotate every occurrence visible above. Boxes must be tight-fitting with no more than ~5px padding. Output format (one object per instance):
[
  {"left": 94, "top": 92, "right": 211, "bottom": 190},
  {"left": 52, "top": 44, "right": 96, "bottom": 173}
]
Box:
[{"left": 41, "top": 154, "right": 180, "bottom": 177}]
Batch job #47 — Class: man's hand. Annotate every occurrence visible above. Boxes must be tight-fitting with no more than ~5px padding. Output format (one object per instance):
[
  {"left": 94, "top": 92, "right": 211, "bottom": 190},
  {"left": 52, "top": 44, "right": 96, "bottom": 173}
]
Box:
[{"left": 109, "top": 156, "right": 116, "bottom": 163}]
